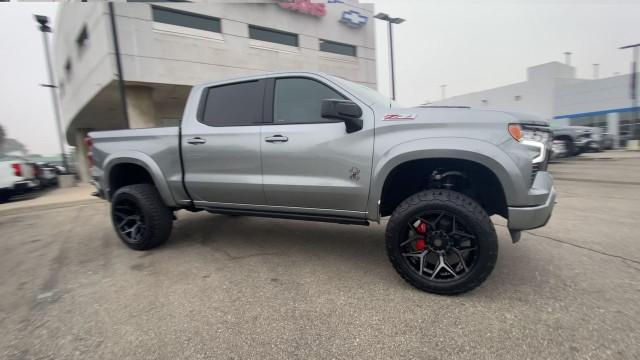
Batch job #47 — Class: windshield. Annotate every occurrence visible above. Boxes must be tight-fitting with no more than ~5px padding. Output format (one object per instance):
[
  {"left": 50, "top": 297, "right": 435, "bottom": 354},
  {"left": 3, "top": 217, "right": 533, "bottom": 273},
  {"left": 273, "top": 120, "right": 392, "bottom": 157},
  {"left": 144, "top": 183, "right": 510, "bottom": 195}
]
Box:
[{"left": 325, "top": 75, "right": 403, "bottom": 108}]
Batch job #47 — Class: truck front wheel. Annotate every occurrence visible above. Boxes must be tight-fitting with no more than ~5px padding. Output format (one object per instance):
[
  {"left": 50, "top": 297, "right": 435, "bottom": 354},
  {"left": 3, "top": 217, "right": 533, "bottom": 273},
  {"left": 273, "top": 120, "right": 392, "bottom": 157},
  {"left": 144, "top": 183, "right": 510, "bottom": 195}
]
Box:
[
  {"left": 385, "top": 189, "right": 498, "bottom": 295},
  {"left": 111, "top": 184, "right": 173, "bottom": 250}
]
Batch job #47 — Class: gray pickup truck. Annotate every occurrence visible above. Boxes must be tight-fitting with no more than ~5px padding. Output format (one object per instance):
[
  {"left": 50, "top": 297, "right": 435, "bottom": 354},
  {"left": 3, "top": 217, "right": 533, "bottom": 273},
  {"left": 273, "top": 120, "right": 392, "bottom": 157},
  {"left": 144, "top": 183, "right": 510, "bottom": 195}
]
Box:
[{"left": 88, "top": 71, "right": 556, "bottom": 294}]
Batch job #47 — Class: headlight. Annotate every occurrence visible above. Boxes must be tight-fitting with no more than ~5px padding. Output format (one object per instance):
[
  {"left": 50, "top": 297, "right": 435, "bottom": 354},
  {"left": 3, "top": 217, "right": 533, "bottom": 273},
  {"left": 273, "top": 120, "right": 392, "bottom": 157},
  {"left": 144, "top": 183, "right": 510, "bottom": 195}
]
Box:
[
  {"left": 508, "top": 124, "right": 548, "bottom": 163},
  {"left": 522, "top": 128, "right": 550, "bottom": 143},
  {"left": 508, "top": 124, "right": 551, "bottom": 144}
]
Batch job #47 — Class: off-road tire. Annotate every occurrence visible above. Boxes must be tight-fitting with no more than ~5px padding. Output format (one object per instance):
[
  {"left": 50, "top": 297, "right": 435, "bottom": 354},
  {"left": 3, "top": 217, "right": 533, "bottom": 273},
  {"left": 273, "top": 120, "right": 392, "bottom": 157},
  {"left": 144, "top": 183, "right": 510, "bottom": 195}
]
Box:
[
  {"left": 111, "top": 184, "right": 173, "bottom": 250},
  {"left": 386, "top": 189, "right": 498, "bottom": 295}
]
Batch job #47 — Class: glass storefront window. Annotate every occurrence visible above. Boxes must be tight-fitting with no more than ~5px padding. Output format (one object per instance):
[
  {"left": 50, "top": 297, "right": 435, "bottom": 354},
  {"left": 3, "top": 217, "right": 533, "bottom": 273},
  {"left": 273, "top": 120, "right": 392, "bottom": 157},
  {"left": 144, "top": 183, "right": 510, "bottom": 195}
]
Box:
[{"left": 569, "top": 114, "right": 608, "bottom": 131}]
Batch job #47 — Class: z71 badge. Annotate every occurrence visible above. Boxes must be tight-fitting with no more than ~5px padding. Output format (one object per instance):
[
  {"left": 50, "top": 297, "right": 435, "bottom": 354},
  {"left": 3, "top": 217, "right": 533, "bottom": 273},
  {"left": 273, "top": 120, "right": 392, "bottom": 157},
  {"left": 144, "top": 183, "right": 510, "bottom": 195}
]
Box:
[{"left": 383, "top": 114, "right": 417, "bottom": 121}]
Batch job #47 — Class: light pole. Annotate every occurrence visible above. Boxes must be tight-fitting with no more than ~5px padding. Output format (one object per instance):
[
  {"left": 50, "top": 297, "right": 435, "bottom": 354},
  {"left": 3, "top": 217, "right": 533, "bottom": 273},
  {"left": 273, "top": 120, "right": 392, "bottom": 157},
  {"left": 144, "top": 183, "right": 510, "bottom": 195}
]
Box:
[
  {"left": 440, "top": 84, "right": 447, "bottom": 100},
  {"left": 374, "top": 12, "right": 405, "bottom": 101},
  {"left": 619, "top": 43, "right": 640, "bottom": 140},
  {"left": 35, "top": 15, "right": 69, "bottom": 173}
]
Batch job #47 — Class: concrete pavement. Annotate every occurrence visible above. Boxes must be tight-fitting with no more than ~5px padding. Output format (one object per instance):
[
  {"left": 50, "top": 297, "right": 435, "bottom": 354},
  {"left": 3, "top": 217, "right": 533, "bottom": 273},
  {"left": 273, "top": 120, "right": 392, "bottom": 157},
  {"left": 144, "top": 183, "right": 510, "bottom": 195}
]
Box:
[
  {"left": 0, "top": 183, "right": 99, "bottom": 216},
  {"left": 0, "top": 153, "right": 639, "bottom": 360}
]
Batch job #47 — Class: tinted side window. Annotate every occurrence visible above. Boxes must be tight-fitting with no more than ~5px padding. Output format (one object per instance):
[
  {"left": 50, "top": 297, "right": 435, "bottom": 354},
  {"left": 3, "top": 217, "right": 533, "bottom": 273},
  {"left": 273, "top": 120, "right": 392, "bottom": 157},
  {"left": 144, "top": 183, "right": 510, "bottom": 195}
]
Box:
[
  {"left": 201, "top": 81, "right": 262, "bottom": 127},
  {"left": 273, "top": 78, "right": 345, "bottom": 124}
]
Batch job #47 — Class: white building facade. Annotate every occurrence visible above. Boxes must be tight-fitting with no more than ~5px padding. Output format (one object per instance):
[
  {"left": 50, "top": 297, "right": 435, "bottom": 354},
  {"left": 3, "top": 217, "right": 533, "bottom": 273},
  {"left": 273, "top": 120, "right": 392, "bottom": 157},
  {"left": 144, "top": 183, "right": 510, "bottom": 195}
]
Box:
[
  {"left": 54, "top": 1, "right": 376, "bottom": 181},
  {"left": 433, "top": 61, "right": 639, "bottom": 148}
]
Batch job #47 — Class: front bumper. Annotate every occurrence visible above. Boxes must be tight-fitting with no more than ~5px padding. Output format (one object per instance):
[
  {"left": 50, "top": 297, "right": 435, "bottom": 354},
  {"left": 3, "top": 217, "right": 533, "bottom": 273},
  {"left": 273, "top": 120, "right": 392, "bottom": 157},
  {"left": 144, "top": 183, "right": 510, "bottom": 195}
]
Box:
[{"left": 507, "top": 171, "right": 556, "bottom": 231}]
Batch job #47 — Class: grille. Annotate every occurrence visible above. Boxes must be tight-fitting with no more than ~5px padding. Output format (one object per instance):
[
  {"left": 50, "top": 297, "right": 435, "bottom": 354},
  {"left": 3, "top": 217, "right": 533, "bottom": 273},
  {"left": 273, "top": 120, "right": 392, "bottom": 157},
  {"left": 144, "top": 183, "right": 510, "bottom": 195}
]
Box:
[
  {"left": 530, "top": 154, "right": 549, "bottom": 186},
  {"left": 531, "top": 163, "right": 541, "bottom": 185}
]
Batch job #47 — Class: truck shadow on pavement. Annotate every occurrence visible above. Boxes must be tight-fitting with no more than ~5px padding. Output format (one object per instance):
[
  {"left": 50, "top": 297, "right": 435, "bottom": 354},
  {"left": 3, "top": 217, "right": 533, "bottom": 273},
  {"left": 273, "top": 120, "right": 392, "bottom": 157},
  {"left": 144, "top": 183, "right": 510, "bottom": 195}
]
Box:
[
  {"left": 158, "top": 211, "right": 540, "bottom": 296},
  {"left": 169, "top": 212, "right": 387, "bottom": 263}
]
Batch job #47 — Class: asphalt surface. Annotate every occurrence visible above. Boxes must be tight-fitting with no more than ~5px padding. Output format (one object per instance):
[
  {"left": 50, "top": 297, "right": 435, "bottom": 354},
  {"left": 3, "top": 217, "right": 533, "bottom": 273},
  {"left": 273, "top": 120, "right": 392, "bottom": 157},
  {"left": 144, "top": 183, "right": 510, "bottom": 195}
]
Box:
[{"left": 1, "top": 154, "right": 639, "bottom": 360}]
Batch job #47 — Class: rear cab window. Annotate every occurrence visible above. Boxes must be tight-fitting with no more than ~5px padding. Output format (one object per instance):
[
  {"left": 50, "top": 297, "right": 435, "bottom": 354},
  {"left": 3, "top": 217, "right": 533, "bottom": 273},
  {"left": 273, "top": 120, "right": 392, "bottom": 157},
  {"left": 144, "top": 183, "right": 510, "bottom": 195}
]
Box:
[{"left": 199, "top": 80, "right": 264, "bottom": 127}]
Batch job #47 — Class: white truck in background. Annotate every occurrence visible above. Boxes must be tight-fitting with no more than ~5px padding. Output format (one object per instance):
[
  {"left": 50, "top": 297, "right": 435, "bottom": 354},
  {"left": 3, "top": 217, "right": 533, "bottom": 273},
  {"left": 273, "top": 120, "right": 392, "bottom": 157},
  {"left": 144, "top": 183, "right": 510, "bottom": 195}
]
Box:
[{"left": 0, "top": 156, "right": 39, "bottom": 203}]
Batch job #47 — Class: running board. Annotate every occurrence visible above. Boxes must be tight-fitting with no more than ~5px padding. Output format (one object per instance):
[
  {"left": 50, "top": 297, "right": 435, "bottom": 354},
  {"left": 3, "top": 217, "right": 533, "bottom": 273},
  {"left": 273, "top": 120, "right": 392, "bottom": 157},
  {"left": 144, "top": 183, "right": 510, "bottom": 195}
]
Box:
[{"left": 202, "top": 206, "right": 369, "bottom": 226}]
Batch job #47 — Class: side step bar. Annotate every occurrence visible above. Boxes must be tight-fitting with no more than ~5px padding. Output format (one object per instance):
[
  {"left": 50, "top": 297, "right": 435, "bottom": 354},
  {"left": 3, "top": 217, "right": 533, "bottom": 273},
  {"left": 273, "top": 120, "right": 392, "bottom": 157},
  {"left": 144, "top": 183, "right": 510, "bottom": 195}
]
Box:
[{"left": 202, "top": 206, "right": 369, "bottom": 226}]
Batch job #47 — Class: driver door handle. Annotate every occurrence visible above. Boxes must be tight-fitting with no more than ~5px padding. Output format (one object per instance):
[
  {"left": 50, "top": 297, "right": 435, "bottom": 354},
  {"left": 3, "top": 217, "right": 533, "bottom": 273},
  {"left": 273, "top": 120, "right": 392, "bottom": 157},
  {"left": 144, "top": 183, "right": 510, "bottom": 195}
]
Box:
[
  {"left": 187, "top": 137, "right": 206, "bottom": 145},
  {"left": 265, "top": 135, "right": 288, "bottom": 143}
]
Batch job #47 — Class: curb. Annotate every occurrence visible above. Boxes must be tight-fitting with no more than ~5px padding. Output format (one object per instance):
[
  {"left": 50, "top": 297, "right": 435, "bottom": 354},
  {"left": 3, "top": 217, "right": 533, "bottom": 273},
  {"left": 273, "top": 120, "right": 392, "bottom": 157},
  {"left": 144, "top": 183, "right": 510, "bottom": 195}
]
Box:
[{"left": 0, "top": 198, "right": 105, "bottom": 217}]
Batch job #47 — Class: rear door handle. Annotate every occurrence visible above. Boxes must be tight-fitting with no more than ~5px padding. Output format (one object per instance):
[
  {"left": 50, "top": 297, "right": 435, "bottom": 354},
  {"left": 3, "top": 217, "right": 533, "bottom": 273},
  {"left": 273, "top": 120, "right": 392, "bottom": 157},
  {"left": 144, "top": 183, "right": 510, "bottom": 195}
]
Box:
[
  {"left": 265, "top": 135, "right": 288, "bottom": 143},
  {"left": 186, "top": 137, "right": 206, "bottom": 145}
]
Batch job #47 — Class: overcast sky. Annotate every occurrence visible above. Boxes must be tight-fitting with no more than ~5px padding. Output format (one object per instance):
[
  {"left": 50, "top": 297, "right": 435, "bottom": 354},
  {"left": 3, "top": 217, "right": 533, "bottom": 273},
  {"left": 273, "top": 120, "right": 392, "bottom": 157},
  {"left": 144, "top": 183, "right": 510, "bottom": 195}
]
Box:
[{"left": 1, "top": 0, "right": 639, "bottom": 155}]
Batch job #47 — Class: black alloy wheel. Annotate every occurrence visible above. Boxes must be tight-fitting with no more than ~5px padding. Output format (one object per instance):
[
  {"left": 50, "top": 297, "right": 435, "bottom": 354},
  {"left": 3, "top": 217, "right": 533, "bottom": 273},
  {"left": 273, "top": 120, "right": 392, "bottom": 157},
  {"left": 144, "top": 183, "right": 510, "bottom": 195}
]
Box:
[
  {"left": 400, "top": 210, "right": 478, "bottom": 281},
  {"left": 111, "top": 184, "right": 173, "bottom": 250},
  {"left": 113, "top": 198, "right": 146, "bottom": 244},
  {"left": 386, "top": 190, "right": 498, "bottom": 295}
]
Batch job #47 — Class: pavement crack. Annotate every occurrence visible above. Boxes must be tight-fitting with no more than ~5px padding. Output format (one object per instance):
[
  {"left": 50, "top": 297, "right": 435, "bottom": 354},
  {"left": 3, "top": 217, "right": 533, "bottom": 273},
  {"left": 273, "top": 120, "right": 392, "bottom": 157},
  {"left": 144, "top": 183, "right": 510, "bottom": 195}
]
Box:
[{"left": 524, "top": 231, "right": 640, "bottom": 265}]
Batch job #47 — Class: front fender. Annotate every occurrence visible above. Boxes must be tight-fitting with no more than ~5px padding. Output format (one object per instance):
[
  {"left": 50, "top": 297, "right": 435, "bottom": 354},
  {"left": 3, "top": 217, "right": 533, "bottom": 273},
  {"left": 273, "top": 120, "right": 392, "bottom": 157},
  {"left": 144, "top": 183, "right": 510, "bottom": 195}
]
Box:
[
  {"left": 366, "top": 137, "right": 527, "bottom": 220},
  {"left": 103, "top": 151, "right": 177, "bottom": 207}
]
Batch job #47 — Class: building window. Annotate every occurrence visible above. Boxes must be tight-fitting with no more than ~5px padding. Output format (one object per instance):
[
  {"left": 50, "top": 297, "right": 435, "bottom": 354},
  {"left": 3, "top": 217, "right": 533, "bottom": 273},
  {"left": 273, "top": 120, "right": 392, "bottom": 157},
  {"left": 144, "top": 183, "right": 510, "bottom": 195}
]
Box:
[
  {"left": 200, "top": 81, "right": 263, "bottom": 127},
  {"left": 570, "top": 114, "right": 608, "bottom": 131},
  {"left": 514, "top": 95, "right": 522, "bottom": 101},
  {"left": 619, "top": 111, "right": 640, "bottom": 142},
  {"left": 481, "top": 99, "right": 488, "bottom": 106},
  {"left": 152, "top": 6, "right": 221, "bottom": 33},
  {"left": 274, "top": 78, "right": 346, "bottom": 125},
  {"left": 319, "top": 39, "right": 356, "bottom": 57},
  {"left": 249, "top": 25, "right": 298, "bottom": 47}
]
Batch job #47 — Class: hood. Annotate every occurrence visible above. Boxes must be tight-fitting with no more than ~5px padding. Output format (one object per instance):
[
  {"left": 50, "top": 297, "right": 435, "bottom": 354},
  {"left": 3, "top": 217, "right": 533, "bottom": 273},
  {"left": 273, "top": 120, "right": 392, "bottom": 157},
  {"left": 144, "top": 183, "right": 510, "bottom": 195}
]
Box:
[
  {"left": 488, "top": 110, "right": 549, "bottom": 127},
  {"left": 411, "top": 106, "right": 549, "bottom": 127}
]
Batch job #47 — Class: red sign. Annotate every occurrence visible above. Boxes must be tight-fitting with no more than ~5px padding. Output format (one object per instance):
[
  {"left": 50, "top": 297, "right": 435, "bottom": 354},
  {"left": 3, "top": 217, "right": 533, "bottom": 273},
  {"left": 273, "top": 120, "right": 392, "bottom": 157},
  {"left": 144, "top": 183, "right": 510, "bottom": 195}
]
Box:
[{"left": 278, "top": 0, "right": 326, "bottom": 17}]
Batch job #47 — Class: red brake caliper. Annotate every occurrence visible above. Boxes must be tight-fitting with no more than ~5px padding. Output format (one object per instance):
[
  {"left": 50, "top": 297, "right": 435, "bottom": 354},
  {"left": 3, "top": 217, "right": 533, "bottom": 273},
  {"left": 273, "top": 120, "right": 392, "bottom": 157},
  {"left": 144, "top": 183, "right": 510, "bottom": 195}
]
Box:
[{"left": 415, "top": 221, "right": 428, "bottom": 251}]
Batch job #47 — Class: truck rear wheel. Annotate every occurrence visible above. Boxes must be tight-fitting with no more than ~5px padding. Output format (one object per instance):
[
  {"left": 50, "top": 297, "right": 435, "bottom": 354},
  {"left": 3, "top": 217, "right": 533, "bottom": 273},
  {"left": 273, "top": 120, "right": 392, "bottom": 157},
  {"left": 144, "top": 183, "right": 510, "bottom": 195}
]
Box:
[
  {"left": 385, "top": 189, "right": 498, "bottom": 295},
  {"left": 111, "top": 184, "right": 173, "bottom": 250}
]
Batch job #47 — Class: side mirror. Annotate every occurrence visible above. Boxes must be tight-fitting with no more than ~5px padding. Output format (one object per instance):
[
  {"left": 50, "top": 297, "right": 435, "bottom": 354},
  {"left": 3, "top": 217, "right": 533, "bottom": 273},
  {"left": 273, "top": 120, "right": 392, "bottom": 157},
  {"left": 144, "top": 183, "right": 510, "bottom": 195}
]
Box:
[{"left": 321, "top": 99, "right": 363, "bottom": 133}]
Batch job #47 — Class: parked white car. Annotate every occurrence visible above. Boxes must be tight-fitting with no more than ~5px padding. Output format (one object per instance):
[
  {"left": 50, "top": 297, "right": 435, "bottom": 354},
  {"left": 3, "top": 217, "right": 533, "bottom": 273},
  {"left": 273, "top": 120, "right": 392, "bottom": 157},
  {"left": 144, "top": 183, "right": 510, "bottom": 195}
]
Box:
[{"left": 0, "top": 156, "right": 39, "bottom": 203}]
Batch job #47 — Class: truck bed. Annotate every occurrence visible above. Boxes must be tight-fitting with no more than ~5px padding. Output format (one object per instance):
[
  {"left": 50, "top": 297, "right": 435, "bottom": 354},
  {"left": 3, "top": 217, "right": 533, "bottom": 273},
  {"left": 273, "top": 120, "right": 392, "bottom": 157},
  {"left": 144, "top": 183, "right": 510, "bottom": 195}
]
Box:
[{"left": 89, "top": 127, "right": 187, "bottom": 206}]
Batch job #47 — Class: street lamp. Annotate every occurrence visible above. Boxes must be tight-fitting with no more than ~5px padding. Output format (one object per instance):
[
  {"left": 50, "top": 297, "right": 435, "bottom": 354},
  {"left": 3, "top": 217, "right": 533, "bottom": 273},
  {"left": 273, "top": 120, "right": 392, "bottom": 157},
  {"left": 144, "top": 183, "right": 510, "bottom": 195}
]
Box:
[
  {"left": 375, "top": 12, "right": 405, "bottom": 101},
  {"left": 440, "top": 84, "right": 447, "bottom": 100},
  {"left": 619, "top": 43, "right": 640, "bottom": 141},
  {"left": 35, "top": 15, "right": 70, "bottom": 173}
]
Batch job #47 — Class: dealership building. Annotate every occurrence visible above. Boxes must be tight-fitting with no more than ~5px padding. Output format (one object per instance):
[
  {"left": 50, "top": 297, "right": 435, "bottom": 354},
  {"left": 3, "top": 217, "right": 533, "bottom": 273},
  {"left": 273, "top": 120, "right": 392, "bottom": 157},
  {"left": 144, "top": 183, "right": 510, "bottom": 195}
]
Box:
[
  {"left": 54, "top": 1, "right": 376, "bottom": 181},
  {"left": 433, "top": 61, "right": 639, "bottom": 148}
]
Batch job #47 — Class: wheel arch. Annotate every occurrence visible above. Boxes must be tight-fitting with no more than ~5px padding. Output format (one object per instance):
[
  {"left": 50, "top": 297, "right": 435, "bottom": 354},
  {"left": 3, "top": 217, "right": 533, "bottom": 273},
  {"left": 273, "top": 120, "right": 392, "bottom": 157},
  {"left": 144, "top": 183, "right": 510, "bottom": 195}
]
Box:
[
  {"left": 103, "top": 151, "right": 177, "bottom": 207},
  {"left": 367, "top": 138, "right": 521, "bottom": 220}
]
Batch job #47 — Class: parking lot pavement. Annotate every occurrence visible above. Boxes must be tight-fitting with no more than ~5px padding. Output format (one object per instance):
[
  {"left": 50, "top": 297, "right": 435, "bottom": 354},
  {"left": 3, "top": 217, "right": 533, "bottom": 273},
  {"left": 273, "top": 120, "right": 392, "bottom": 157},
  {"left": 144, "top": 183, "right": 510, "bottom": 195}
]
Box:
[
  {"left": 1, "top": 156, "right": 639, "bottom": 360},
  {"left": 0, "top": 183, "right": 99, "bottom": 216}
]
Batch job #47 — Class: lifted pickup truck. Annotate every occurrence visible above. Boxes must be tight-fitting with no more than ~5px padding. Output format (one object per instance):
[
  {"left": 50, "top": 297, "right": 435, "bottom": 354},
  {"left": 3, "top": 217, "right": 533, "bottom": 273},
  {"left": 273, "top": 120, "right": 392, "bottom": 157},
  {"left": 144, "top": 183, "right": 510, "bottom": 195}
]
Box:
[{"left": 89, "top": 71, "right": 556, "bottom": 294}]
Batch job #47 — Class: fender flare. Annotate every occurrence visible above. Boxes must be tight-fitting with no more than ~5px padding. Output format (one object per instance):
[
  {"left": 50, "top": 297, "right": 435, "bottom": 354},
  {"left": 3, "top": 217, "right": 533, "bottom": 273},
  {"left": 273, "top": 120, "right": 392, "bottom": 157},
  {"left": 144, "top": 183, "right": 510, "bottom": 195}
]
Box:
[
  {"left": 103, "top": 151, "right": 177, "bottom": 207},
  {"left": 366, "top": 137, "right": 525, "bottom": 220}
]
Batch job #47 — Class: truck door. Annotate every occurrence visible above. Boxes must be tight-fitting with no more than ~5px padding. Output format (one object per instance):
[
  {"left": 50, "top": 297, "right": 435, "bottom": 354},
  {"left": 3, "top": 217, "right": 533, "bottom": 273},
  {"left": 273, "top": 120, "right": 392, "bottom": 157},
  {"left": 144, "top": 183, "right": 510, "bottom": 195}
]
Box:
[
  {"left": 181, "top": 80, "right": 267, "bottom": 206},
  {"left": 260, "top": 76, "right": 374, "bottom": 215}
]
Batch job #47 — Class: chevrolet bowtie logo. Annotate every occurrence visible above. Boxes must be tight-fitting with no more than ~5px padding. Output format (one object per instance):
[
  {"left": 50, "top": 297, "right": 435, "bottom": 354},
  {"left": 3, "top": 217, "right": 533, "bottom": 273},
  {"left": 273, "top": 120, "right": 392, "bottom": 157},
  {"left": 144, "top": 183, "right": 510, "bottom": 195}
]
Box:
[{"left": 340, "top": 10, "right": 368, "bottom": 28}]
